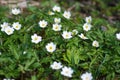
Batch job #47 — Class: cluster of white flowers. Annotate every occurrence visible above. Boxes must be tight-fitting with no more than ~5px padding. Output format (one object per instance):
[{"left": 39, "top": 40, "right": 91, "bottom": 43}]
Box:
[
  {"left": 78, "top": 16, "right": 92, "bottom": 40},
  {"left": 81, "top": 72, "right": 93, "bottom": 80},
  {"left": 53, "top": 18, "right": 62, "bottom": 31},
  {"left": 83, "top": 16, "right": 92, "bottom": 31},
  {"left": 0, "top": 22, "right": 22, "bottom": 35},
  {"left": 48, "top": 6, "right": 73, "bottom": 40},
  {"left": 48, "top": 5, "right": 71, "bottom": 19},
  {"left": 50, "top": 61, "right": 74, "bottom": 78},
  {"left": 0, "top": 8, "right": 22, "bottom": 35},
  {"left": 50, "top": 15, "right": 74, "bottom": 76},
  {"left": 31, "top": 36, "right": 57, "bottom": 53},
  {"left": 0, "top": 4, "right": 119, "bottom": 80},
  {"left": 78, "top": 16, "right": 100, "bottom": 47},
  {"left": 34, "top": 5, "right": 72, "bottom": 54}
]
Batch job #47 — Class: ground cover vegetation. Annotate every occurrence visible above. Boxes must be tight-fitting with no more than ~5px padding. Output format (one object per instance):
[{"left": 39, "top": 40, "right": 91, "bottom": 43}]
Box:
[{"left": 0, "top": 0, "right": 120, "bottom": 80}]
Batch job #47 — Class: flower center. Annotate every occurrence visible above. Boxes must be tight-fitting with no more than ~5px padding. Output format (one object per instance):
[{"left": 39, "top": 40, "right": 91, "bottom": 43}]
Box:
[
  {"left": 7, "top": 30, "right": 11, "bottom": 33},
  {"left": 49, "top": 46, "right": 53, "bottom": 50},
  {"left": 85, "top": 76, "right": 89, "bottom": 80},
  {"left": 42, "top": 23, "right": 45, "bottom": 26},
  {"left": 85, "top": 25, "right": 88, "bottom": 29},
  {"left": 66, "top": 34, "right": 69, "bottom": 37},
  {"left": 55, "top": 26, "right": 58, "bottom": 29},
  {"left": 65, "top": 70, "right": 69, "bottom": 74},
  {"left": 34, "top": 37, "right": 38, "bottom": 41},
  {"left": 94, "top": 43, "right": 97, "bottom": 46},
  {"left": 4, "top": 26, "right": 8, "bottom": 28},
  {"left": 56, "top": 20, "right": 59, "bottom": 22},
  {"left": 88, "top": 19, "right": 90, "bottom": 23},
  {"left": 65, "top": 14, "right": 68, "bottom": 17},
  {"left": 16, "top": 26, "right": 18, "bottom": 28},
  {"left": 81, "top": 35, "right": 85, "bottom": 38},
  {"left": 55, "top": 65, "right": 58, "bottom": 68},
  {"left": 48, "top": 11, "right": 52, "bottom": 14}
]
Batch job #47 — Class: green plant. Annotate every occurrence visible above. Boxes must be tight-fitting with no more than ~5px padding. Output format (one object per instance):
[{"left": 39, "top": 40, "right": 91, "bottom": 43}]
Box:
[{"left": 0, "top": 4, "right": 120, "bottom": 80}]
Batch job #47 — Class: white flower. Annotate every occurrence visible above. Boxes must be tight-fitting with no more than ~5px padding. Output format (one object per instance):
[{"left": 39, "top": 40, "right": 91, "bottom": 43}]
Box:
[
  {"left": 72, "top": 29, "right": 78, "bottom": 35},
  {"left": 52, "top": 5, "right": 61, "bottom": 12},
  {"left": 12, "top": 22, "right": 22, "bottom": 30},
  {"left": 50, "top": 61, "right": 63, "bottom": 70},
  {"left": 4, "top": 26, "right": 14, "bottom": 35},
  {"left": 83, "top": 23, "right": 92, "bottom": 31},
  {"left": 0, "top": 22, "right": 9, "bottom": 31},
  {"left": 46, "top": 42, "right": 56, "bottom": 53},
  {"left": 31, "top": 34, "right": 42, "bottom": 44},
  {"left": 11, "top": 8, "right": 21, "bottom": 15},
  {"left": 116, "top": 33, "right": 120, "bottom": 40},
  {"left": 63, "top": 11, "right": 71, "bottom": 19},
  {"left": 81, "top": 72, "right": 93, "bottom": 80},
  {"left": 85, "top": 16, "right": 92, "bottom": 24},
  {"left": 52, "top": 23, "right": 62, "bottom": 31},
  {"left": 48, "top": 11, "right": 55, "bottom": 15},
  {"left": 78, "top": 33, "right": 88, "bottom": 40},
  {"left": 38, "top": 20, "right": 48, "bottom": 28},
  {"left": 61, "top": 66, "right": 73, "bottom": 78},
  {"left": 54, "top": 18, "right": 61, "bottom": 23},
  {"left": 92, "top": 40, "right": 99, "bottom": 47},
  {"left": 62, "top": 31, "right": 72, "bottom": 39}
]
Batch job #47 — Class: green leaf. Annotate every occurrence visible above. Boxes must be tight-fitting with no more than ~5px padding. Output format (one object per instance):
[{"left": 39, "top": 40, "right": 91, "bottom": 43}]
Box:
[
  {"left": 63, "top": 47, "right": 80, "bottom": 65},
  {"left": 8, "top": 45, "right": 19, "bottom": 60},
  {"left": 24, "top": 58, "right": 36, "bottom": 71},
  {"left": 31, "top": 75, "right": 37, "bottom": 80},
  {"left": 79, "top": 63, "right": 89, "bottom": 69}
]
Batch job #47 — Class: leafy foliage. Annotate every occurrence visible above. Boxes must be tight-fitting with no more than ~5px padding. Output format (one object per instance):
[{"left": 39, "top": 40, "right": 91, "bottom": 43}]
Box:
[{"left": 0, "top": 1, "right": 120, "bottom": 80}]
